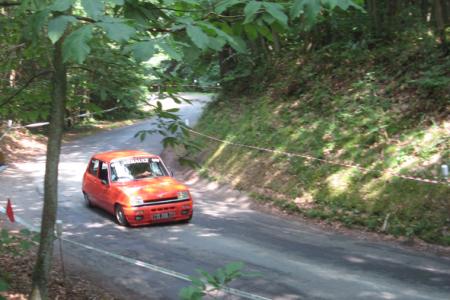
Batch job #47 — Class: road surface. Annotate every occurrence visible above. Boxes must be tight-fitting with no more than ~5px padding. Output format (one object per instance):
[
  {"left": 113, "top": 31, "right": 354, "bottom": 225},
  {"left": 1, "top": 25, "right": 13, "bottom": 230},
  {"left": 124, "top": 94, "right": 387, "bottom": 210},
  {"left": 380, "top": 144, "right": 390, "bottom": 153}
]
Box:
[{"left": 1, "top": 93, "right": 449, "bottom": 300}]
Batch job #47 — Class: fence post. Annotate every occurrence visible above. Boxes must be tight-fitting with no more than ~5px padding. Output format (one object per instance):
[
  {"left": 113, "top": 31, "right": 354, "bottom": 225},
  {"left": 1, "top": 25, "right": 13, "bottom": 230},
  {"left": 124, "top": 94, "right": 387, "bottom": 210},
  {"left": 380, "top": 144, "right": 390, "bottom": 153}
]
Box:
[
  {"left": 56, "top": 220, "right": 68, "bottom": 296},
  {"left": 441, "top": 164, "right": 448, "bottom": 181}
]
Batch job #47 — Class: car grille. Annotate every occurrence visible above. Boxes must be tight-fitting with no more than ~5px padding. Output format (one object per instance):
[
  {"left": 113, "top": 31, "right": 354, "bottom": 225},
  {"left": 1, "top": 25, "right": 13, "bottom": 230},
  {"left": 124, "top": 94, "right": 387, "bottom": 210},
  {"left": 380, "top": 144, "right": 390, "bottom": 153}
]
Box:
[
  {"left": 137, "top": 197, "right": 190, "bottom": 206},
  {"left": 144, "top": 196, "right": 177, "bottom": 203}
]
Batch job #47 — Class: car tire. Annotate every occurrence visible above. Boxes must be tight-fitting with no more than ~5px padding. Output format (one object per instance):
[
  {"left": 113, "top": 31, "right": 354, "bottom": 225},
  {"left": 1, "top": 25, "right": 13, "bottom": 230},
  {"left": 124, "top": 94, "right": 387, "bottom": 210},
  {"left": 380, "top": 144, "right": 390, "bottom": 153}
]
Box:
[
  {"left": 115, "top": 204, "right": 128, "bottom": 226},
  {"left": 83, "top": 192, "right": 93, "bottom": 208}
]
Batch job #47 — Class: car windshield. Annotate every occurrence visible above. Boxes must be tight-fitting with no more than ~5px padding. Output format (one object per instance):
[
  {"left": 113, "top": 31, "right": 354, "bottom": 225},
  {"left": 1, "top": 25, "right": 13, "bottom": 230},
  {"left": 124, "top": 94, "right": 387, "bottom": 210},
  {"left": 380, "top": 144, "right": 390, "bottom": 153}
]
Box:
[{"left": 110, "top": 157, "right": 167, "bottom": 182}]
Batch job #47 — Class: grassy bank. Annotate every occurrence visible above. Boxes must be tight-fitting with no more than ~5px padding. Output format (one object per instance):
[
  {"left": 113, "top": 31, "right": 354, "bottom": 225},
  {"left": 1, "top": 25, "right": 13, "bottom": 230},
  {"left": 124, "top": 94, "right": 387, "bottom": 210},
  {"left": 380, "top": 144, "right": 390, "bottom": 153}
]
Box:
[{"left": 190, "top": 39, "right": 450, "bottom": 245}]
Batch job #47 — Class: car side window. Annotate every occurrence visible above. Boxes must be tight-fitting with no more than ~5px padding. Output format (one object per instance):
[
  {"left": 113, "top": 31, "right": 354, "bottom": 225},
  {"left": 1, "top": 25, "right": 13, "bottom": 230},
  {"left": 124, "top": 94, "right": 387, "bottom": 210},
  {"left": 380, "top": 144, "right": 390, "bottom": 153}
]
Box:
[
  {"left": 98, "top": 161, "right": 109, "bottom": 183},
  {"left": 89, "top": 159, "right": 99, "bottom": 175}
]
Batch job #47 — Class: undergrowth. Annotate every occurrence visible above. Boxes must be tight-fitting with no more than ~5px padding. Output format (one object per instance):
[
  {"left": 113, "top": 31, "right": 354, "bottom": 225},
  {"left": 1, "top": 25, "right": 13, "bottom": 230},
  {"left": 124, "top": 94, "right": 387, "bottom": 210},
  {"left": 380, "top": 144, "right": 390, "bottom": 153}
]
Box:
[{"left": 190, "top": 34, "right": 450, "bottom": 245}]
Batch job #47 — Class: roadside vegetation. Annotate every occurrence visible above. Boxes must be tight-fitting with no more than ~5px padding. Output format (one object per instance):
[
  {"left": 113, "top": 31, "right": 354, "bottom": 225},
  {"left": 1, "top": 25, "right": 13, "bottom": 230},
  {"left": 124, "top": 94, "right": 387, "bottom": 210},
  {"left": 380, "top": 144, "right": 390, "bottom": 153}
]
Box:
[
  {"left": 0, "top": 223, "right": 118, "bottom": 300},
  {"left": 189, "top": 5, "right": 450, "bottom": 246}
]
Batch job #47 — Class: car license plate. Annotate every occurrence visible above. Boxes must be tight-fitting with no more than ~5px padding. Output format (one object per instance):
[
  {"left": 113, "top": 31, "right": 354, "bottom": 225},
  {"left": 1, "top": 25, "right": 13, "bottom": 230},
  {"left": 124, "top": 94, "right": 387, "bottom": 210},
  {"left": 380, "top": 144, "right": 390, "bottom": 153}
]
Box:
[{"left": 153, "top": 212, "right": 175, "bottom": 220}]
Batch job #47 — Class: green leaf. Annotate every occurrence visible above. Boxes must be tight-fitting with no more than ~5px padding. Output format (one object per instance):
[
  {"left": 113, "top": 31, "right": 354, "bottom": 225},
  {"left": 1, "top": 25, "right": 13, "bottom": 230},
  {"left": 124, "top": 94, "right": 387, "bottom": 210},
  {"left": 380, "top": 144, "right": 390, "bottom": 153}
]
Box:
[
  {"left": 81, "top": 0, "right": 104, "bottom": 19},
  {"left": 290, "top": 0, "right": 305, "bottom": 18},
  {"left": 158, "top": 41, "right": 183, "bottom": 61},
  {"left": 290, "top": 0, "right": 321, "bottom": 24},
  {"left": 0, "top": 278, "right": 8, "bottom": 292},
  {"left": 162, "top": 136, "right": 179, "bottom": 148},
  {"left": 224, "top": 261, "right": 244, "bottom": 275},
  {"left": 98, "top": 21, "right": 135, "bottom": 42},
  {"left": 217, "top": 21, "right": 233, "bottom": 35},
  {"left": 198, "top": 22, "right": 246, "bottom": 53},
  {"left": 179, "top": 0, "right": 199, "bottom": 5},
  {"left": 244, "top": 1, "right": 262, "bottom": 23},
  {"left": 159, "top": 111, "right": 178, "bottom": 120},
  {"left": 48, "top": 15, "right": 76, "bottom": 44},
  {"left": 215, "top": 0, "right": 242, "bottom": 14},
  {"left": 199, "top": 270, "right": 220, "bottom": 288},
  {"left": 126, "top": 41, "right": 156, "bottom": 62},
  {"left": 244, "top": 24, "right": 258, "bottom": 40},
  {"left": 230, "top": 36, "right": 247, "bottom": 53},
  {"left": 188, "top": 276, "right": 205, "bottom": 289},
  {"left": 215, "top": 268, "right": 226, "bottom": 285},
  {"left": 321, "top": 0, "right": 338, "bottom": 9},
  {"left": 179, "top": 286, "right": 204, "bottom": 300},
  {"left": 48, "top": 0, "right": 74, "bottom": 11},
  {"left": 168, "top": 123, "right": 178, "bottom": 133},
  {"left": 181, "top": 126, "right": 190, "bottom": 136},
  {"left": 186, "top": 25, "right": 210, "bottom": 50},
  {"left": 262, "top": 13, "right": 275, "bottom": 25},
  {"left": 28, "top": 9, "right": 50, "bottom": 38},
  {"left": 257, "top": 25, "right": 273, "bottom": 41},
  {"left": 157, "top": 130, "right": 167, "bottom": 137},
  {"left": 208, "top": 36, "right": 226, "bottom": 51},
  {"left": 62, "top": 25, "right": 94, "bottom": 63},
  {"left": 105, "top": 0, "right": 124, "bottom": 5},
  {"left": 20, "top": 0, "right": 47, "bottom": 10},
  {"left": 263, "top": 2, "right": 288, "bottom": 27},
  {"left": 335, "top": 0, "right": 363, "bottom": 11}
]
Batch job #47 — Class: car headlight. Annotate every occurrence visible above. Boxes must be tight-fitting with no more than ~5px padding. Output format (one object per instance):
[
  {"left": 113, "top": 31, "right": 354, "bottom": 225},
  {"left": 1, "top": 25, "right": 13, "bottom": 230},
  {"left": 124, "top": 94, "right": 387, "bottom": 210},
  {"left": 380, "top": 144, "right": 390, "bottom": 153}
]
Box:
[
  {"left": 177, "top": 191, "right": 190, "bottom": 200},
  {"left": 129, "top": 195, "right": 144, "bottom": 206}
]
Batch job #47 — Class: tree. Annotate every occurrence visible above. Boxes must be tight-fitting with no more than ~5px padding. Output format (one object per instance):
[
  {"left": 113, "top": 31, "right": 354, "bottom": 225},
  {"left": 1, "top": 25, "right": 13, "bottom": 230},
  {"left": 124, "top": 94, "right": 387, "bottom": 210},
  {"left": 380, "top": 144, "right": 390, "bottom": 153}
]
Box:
[
  {"left": 30, "top": 23, "right": 67, "bottom": 300},
  {"left": 433, "top": 0, "right": 449, "bottom": 53},
  {"left": 0, "top": 0, "right": 363, "bottom": 299}
]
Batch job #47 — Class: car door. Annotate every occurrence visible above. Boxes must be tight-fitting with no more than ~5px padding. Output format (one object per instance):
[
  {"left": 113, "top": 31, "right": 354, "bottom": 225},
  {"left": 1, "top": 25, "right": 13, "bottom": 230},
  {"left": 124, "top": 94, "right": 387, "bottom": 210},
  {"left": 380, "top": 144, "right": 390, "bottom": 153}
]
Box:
[
  {"left": 84, "top": 159, "right": 100, "bottom": 205},
  {"left": 96, "top": 161, "right": 114, "bottom": 213}
]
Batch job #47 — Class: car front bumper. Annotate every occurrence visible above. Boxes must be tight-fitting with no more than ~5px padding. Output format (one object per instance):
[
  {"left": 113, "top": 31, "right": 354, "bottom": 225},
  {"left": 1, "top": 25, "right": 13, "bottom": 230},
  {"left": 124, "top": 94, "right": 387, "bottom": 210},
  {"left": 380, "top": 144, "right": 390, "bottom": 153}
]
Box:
[{"left": 122, "top": 199, "right": 193, "bottom": 226}]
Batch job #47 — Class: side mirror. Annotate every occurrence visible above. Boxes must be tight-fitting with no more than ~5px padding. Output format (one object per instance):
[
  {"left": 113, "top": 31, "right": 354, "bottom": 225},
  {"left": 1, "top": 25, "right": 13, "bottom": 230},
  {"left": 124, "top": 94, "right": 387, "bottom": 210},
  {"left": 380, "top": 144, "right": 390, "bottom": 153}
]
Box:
[{"left": 101, "top": 179, "right": 109, "bottom": 186}]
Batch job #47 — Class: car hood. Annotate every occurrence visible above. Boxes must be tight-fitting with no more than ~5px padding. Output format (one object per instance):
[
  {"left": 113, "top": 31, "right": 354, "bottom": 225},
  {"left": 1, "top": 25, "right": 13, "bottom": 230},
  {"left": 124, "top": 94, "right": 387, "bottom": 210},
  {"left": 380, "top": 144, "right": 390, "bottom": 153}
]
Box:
[{"left": 116, "top": 176, "right": 188, "bottom": 201}]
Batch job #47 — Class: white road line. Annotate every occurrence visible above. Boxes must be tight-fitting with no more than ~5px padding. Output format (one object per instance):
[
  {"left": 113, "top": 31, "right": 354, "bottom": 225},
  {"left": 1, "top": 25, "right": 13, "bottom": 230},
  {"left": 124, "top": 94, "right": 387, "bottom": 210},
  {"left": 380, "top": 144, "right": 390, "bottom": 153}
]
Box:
[
  {"left": 0, "top": 208, "right": 271, "bottom": 300},
  {"left": 64, "top": 238, "right": 272, "bottom": 300}
]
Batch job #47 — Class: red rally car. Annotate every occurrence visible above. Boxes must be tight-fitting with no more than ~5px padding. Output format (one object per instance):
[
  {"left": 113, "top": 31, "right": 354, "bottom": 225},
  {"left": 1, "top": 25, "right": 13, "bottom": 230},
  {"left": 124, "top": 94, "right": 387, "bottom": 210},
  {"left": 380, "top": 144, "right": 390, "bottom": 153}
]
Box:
[{"left": 82, "top": 150, "right": 193, "bottom": 226}]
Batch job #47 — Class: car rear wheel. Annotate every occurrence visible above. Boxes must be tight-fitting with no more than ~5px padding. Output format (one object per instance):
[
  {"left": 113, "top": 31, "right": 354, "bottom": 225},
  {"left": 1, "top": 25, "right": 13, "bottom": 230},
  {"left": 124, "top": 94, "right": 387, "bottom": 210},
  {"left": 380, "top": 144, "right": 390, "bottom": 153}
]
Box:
[
  {"left": 115, "top": 204, "right": 128, "bottom": 226},
  {"left": 83, "top": 192, "right": 93, "bottom": 208}
]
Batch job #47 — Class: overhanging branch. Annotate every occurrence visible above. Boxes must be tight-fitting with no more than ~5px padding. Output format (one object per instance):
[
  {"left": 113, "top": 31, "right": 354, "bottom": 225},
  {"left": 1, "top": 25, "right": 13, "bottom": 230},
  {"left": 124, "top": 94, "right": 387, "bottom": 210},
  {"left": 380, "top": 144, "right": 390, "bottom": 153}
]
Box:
[
  {"left": 0, "top": 1, "right": 21, "bottom": 7},
  {"left": 0, "top": 70, "right": 52, "bottom": 108}
]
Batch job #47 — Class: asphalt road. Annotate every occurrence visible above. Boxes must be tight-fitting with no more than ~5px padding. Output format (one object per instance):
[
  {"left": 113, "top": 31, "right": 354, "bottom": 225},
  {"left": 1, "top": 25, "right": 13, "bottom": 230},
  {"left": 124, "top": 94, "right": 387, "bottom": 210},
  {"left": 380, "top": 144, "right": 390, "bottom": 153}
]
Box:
[{"left": 1, "top": 93, "right": 449, "bottom": 300}]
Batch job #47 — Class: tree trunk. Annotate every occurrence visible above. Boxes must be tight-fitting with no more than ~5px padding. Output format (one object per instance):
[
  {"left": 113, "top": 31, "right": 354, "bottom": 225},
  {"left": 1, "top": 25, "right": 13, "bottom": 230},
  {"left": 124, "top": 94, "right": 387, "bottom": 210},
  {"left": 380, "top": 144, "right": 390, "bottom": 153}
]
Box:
[
  {"left": 219, "top": 45, "right": 235, "bottom": 78},
  {"left": 433, "top": 0, "right": 448, "bottom": 53},
  {"left": 271, "top": 27, "right": 280, "bottom": 53},
  {"left": 421, "top": 0, "right": 431, "bottom": 22},
  {"left": 367, "top": 0, "right": 380, "bottom": 36},
  {"left": 29, "top": 34, "right": 67, "bottom": 300},
  {"left": 9, "top": 69, "right": 16, "bottom": 87},
  {"left": 441, "top": 0, "right": 449, "bottom": 25}
]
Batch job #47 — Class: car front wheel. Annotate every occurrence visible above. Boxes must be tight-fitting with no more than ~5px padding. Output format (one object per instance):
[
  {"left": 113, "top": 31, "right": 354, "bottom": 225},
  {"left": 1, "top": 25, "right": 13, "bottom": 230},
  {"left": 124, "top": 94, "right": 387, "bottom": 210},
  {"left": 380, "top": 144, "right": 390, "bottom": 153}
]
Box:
[
  {"left": 115, "top": 204, "right": 128, "bottom": 226},
  {"left": 83, "top": 192, "right": 93, "bottom": 208}
]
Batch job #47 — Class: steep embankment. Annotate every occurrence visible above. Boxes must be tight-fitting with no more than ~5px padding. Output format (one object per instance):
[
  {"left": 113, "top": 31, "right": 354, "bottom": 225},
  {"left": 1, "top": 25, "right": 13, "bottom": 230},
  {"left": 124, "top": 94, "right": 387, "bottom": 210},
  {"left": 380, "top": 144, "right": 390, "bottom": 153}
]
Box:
[{"left": 191, "top": 41, "right": 450, "bottom": 245}]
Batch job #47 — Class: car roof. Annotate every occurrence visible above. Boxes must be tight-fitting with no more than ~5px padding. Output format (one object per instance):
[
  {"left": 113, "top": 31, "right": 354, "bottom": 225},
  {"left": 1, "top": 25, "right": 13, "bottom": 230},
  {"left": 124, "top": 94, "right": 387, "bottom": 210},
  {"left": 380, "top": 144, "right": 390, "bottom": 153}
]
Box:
[{"left": 92, "top": 150, "right": 159, "bottom": 163}]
